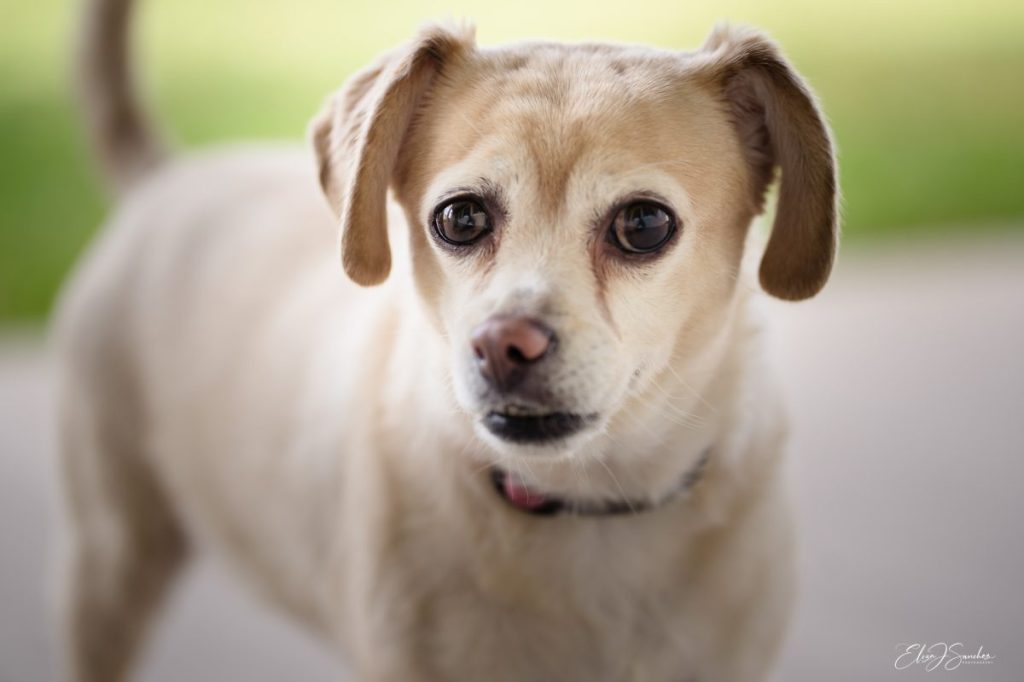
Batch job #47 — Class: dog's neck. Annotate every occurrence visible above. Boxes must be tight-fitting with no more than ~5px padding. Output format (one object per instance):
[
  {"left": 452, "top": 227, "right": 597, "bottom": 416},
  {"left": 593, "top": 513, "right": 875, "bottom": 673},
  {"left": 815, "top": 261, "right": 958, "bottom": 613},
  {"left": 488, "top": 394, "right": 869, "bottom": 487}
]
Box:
[{"left": 488, "top": 447, "right": 711, "bottom": 517}]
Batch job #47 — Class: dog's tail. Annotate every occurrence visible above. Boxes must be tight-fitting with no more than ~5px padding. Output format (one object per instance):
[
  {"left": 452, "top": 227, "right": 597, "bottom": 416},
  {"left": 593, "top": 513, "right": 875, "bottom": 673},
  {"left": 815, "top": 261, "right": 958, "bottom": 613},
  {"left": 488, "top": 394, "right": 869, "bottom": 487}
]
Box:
[{"left": 77, "top": 0, "right": 167, "bottom": 195}]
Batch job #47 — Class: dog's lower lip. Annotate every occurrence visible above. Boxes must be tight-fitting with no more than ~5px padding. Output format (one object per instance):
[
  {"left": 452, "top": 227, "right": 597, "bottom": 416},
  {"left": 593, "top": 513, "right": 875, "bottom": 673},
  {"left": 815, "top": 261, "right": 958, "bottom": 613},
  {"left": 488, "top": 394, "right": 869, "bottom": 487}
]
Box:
[{"left": 482, "top": 411, "right": 593, "bottom": 444}]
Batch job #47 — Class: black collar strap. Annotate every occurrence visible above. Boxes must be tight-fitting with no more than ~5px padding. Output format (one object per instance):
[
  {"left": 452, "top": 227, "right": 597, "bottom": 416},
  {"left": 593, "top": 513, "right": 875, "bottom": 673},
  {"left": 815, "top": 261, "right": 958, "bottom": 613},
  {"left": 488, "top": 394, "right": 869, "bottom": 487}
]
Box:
[{"left": 490, "top": 449, "right": 710, "bottom": 518}]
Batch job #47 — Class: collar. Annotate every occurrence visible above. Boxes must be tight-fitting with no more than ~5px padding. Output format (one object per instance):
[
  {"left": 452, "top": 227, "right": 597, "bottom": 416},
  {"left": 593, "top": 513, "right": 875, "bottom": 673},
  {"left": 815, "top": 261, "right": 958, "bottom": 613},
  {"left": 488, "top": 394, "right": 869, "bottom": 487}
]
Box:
[{"left": 489, "top": 449, "right": 710, "bottom": 517}]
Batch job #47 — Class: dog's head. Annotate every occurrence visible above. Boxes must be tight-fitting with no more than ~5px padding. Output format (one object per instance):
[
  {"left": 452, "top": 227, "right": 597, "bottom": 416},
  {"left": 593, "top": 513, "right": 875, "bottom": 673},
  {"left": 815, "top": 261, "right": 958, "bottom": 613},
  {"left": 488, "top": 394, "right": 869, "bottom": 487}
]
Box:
[{"left": 311, "top": 23, "right": 836, "bottom": 461}]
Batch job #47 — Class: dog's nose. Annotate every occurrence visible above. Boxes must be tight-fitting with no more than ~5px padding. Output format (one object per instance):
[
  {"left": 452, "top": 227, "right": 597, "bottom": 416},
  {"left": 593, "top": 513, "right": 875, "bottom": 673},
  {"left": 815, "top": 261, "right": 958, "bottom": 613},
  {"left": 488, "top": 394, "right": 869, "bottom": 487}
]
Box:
[{"left": 470, "top": 316, "right": 554, "bottom": 392}]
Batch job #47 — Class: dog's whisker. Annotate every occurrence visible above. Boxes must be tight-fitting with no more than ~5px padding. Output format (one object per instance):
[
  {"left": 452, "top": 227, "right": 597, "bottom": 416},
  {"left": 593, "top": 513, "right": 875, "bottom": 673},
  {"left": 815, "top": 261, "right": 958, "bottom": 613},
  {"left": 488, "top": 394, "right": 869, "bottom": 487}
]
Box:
[
  {"left": 641, "top": 378, "right": 710, "bottom": 426},
  {"left": 637, "top": 367, "right": 717, "bottom": 421},
  {"left": 568, "top": 456, "right": 587, "bottom": 499},
  {"left": 661, "top": 363, "right": 719, "bottom": 415},
  {"left": 594, "top": 456, "right": 638, "bottom": 513},
  {"left": 620, "top": 385, "right": 709, "bottom": 432}
]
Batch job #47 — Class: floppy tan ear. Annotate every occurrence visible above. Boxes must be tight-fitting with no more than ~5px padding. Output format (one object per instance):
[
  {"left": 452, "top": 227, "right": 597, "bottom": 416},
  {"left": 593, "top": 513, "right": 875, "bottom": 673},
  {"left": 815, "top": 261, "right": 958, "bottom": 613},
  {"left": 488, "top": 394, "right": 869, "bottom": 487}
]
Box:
[
  {"left": 309, "top": 24, "right": 475, "bottom": 285},
  {"left": 698, "top": 25, "right": 839, "bottom": 301}
]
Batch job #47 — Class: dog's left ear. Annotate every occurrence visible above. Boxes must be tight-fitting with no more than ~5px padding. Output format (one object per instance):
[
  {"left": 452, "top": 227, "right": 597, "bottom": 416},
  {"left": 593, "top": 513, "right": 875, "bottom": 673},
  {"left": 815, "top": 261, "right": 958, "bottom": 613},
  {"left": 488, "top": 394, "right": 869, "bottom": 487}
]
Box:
[
  {"left": 309, "top": 24, "right": 475, "bottom": 286},
  {"left": 697, "top": 25, "right": 839, "bottom": 301}
]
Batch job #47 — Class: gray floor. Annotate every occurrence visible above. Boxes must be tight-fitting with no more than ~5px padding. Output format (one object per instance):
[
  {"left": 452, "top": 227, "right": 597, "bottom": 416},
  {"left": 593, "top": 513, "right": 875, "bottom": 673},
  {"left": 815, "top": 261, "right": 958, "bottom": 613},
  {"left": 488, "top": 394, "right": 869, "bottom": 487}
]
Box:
[{"left": 2, "top": 233, "right": 1022, "bottom": 681}]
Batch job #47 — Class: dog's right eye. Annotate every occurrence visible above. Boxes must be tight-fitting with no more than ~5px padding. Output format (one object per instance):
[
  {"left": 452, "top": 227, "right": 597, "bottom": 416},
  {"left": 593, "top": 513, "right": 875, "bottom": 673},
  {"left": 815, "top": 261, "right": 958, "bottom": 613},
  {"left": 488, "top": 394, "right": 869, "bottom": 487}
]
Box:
[{"left": 433, "top": 199, "right": 492, "bottom": 246}]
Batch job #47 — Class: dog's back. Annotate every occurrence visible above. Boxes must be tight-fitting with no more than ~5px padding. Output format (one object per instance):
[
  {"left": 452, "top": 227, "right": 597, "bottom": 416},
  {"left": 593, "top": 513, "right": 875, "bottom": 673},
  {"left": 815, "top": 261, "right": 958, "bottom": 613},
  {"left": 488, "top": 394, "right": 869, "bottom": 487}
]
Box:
[{"left": 58, "top": 3, "right": 352, "bottom": 676}]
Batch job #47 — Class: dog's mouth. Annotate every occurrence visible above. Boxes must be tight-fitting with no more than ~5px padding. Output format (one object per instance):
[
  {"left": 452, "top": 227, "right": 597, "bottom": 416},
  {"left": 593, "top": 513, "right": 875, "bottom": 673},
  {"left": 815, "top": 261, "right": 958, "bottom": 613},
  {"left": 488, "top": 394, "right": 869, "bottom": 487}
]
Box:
[{"left": 482, "top": 407, "right": 595, "bottom": 444}]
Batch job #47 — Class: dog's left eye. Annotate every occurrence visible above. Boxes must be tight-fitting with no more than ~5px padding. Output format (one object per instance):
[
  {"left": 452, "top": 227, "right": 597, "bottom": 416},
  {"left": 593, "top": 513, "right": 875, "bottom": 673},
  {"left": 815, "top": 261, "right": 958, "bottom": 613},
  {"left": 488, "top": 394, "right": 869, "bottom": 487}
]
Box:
[
  {"left": 433, "top": 199, "right": 492, "bottom": 246},
  {"left": 609, "top": 202, "right": 677, "bottom": 254}
]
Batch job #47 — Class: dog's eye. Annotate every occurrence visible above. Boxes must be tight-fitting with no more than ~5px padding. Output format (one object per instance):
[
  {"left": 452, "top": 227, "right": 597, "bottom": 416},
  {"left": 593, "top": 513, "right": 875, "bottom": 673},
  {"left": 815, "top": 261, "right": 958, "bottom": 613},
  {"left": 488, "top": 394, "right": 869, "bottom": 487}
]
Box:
[
  {"left": 433, "top": 199, "right": 492, "bottom": 246},
  {"left": 609, "top": 202, "right": 676, "bottom": 254}
]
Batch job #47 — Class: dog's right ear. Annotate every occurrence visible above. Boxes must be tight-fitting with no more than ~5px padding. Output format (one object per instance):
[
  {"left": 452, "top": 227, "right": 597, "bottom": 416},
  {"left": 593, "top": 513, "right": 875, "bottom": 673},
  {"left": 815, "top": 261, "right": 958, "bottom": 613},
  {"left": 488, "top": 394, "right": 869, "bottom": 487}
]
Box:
[{"left": 310, "top": 24, "right": 475, "bottom": 286}]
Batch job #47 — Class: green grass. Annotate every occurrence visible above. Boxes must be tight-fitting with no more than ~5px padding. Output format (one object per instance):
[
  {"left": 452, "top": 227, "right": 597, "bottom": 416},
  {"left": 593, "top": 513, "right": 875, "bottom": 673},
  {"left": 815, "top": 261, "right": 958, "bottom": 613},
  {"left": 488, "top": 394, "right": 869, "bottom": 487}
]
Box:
[{"left": 2, "top": 0, "right": 1023, "bottom": 321}]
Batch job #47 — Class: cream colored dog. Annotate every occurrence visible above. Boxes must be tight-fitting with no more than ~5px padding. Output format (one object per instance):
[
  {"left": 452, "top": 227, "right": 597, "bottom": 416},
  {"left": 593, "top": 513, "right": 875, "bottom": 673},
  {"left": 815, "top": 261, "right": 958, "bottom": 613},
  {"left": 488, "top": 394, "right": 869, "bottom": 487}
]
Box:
[{"left": 55, "top": 1, "right": 838, "bottom": 680}]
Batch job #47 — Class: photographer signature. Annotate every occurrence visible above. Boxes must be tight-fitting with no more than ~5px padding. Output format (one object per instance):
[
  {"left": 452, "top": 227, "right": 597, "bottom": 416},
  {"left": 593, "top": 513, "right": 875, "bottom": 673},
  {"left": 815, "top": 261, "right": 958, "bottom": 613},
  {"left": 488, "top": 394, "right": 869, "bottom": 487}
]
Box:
[{"left": 895, "top": 642, "right": 995, "bottom": 671}]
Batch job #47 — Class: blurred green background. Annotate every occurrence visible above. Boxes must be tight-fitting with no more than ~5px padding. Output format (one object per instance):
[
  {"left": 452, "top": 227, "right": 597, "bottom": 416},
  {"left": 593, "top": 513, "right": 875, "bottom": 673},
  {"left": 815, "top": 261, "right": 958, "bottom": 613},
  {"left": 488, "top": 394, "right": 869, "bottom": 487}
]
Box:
[{"left": 2, "top": 0, "right": 1023, "bottom": 322}]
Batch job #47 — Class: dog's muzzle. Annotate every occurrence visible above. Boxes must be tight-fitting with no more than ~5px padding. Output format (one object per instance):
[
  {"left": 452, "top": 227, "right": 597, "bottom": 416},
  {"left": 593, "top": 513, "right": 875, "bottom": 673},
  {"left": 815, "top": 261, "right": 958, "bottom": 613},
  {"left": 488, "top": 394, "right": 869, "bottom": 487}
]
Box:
[{"left": 469, "top": 315, "right": 596, "bottom": 444}]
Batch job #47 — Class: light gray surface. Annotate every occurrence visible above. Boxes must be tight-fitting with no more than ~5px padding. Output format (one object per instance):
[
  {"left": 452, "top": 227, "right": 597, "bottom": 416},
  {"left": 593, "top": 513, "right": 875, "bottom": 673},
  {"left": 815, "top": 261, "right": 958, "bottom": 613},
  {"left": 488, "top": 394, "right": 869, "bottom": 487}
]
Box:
[
  {"left": 770, "top": 234, "right": 1024, "bottom": 681},
  {"left": 2, "top": 235, "right": 1022, "bottom": 681}
]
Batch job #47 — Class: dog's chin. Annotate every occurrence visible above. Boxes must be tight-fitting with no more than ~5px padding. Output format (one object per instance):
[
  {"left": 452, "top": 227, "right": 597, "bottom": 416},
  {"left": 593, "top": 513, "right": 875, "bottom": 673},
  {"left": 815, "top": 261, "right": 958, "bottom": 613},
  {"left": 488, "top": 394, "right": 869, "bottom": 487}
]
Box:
[{"left": 472, "top": 407, "right": 601, "bottom": 458}]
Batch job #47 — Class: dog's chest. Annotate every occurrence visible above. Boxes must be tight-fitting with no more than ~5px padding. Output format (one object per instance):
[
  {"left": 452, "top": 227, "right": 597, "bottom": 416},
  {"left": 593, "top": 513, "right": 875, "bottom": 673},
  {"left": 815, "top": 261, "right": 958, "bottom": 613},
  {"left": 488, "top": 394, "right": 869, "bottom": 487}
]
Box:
[{"left": 394, "top": 514, "right": 702, "bottom": 682}]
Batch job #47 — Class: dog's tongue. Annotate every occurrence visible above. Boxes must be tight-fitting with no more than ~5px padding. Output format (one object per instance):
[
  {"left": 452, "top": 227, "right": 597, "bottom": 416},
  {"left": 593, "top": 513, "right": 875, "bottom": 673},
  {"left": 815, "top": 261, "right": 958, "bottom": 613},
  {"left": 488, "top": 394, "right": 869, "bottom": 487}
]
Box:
[{"left": 502, "top": 472, "right": 549, "bottom": 510}]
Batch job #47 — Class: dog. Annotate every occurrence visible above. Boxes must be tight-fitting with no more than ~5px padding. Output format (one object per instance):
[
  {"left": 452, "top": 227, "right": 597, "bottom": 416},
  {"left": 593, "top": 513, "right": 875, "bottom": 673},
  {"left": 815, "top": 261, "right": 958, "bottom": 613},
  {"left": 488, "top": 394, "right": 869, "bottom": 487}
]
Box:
[{"left": 55, "top": 0, "right": 838, "bottom": 680}]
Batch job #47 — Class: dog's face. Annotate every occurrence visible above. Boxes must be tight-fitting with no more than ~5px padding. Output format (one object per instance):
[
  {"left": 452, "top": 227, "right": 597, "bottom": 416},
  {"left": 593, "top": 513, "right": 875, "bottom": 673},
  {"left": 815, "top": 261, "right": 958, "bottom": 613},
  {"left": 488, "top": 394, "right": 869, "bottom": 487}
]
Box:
[{"left": 312, "top": 25, "right": 836, "bottom": 461}]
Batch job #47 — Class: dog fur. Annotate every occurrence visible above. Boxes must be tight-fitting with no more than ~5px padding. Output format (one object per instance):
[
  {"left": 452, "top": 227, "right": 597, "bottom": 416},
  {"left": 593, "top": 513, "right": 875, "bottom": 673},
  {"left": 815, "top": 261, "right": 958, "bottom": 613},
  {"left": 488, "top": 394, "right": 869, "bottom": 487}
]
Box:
[{"left": 55, "top": 2, "right": 838, "bottom": 680}]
